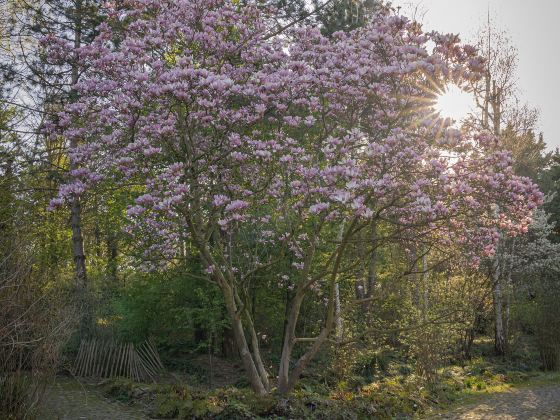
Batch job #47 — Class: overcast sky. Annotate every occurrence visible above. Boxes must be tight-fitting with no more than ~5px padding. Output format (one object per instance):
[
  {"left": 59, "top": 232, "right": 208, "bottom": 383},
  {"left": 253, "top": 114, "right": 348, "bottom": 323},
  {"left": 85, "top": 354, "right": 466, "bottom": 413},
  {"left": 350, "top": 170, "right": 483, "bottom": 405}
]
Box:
[{"left": 391, "top": 0, "right": 560, "bottom": 150}]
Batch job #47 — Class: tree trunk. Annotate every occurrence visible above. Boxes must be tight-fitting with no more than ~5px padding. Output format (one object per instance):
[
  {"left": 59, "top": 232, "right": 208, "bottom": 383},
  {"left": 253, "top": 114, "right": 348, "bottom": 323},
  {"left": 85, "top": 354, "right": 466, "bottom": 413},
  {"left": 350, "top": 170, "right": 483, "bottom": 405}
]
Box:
[
  {"left": 492, "top": 253, "right": 506, "bottom": 356},
  {"left": 504, "top": 239, "right": 515, "bottom": 341},
  {"left": 222, "top": 283, "right": 266, "bottom": 395},
  {"left": 0, "top": 155, "right": 15, "bottom": 279},
  {"left": 463, "top": 311, "right": 482, "bottom": 360},
  {"left": 246, "top": 312, "right": 270, "bottom": 391},
  {"left": 283, "top": 321, "right": 333, "bottom": 393},
  {"left": 334, "top": 221, "right": 344, "bottom": 342},
  {"left": 422, "top": 252, "right": 429, "bottom": 318},
  {"left": 493, "top": 283, "right": 506, "bottom": 356},
  {"left": 366, "top": 223, "right": 377, "bottom": 302},
  {"left": 192, "top": 221, "right": 267, "bottom": 394},
  {"left": 106, "top": 232, "right": 118, "bottom": 282},
  {"left": 278, "top": 223, "right": 350, "bottom": 394},
  {"left": 334, "top": 283, "right": 342, "bottom": 343},
  {"left": 410, "top": 247, "right": 421, "bottom": 307},
  {"left": 355, "top": 230, "right": 366, "bottom": 301},
  {"left": 277, "top": 291, "right": 305, "bottom": 394},
  {"left": 71, "top": 196, "right": 90, "bottom": 335},
  {"left": 234, "top": 289, "right": 270, "bottom": 391},
  {"left": 68, "top": 0, "right": 90, "bottom": 337}
]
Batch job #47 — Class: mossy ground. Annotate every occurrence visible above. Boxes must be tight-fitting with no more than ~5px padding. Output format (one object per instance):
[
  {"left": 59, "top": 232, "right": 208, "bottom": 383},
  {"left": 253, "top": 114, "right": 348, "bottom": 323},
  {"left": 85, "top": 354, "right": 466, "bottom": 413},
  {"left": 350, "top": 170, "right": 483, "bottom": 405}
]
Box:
[{"left": 98, "top": 354, "right": 560, "bottom": 419}]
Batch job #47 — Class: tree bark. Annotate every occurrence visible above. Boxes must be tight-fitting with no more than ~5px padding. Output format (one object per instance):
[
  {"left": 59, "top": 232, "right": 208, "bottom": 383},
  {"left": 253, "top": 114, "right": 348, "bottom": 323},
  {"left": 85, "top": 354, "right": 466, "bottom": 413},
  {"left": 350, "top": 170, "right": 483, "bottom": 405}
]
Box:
[
  {"left": 190, "top": 217, "right": 267, "bottom": 394},
  {"left": 0, "top": 155, "right": 15, "bottom": 279},
  {"left": 334, "top": 283, "right": 342, "bottom": 343},
  {"left": 106, "top": 231, "right": 118, "bottom": 282},
  {"left": 411, "top": 247, "right": 421, "bottom": 307},
  {"left": 334, "top": 221, "right": 344, "bottom": 342},
  {"left": 246, "top": 312, "right": 271, "bottom": 391},
  {"left": 68, "top": 0, "right": 90, "bottom": 337},
  {"left": 70, "top": 196, "right": 90, "bottom": 334},
  {"left": 422, "top": 252, "right": 429, "bottom": 318},
  {"left": 234, "top": 289, "right": 270, "bottom": 391},
  {"left": 355, "top": 230, "right": 366, "bottom": 301},
  {"left": 222, "top": 283, "right": 266, "bottom": 395},
  {"left": 278, "top": 221, "right": 353, "bottom": 394},
  {"left": 504, "top": 239, "right": 515, "bottom": 341},
  {"left": 277, "top": 291, "right": 305, "bottom": 394},
  {"left": 366, "top": 223, "right": 377, "bottom": 302},
  {"left": 492, "top": 252, "right": 506, "bottom": 356}
]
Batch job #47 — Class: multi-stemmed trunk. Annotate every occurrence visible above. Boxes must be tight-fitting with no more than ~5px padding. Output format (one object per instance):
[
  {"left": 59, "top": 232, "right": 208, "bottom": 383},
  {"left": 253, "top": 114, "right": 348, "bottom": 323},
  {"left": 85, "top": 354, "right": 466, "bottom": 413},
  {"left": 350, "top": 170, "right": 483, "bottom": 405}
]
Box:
[
  {"left": 221, "top": 283, "right": 269, "bottom": 395},
  {"left": 277, "top": 291, "right": 306, "bottom": 394},
  {"left": 277, "top": 222, "right": 351, "bottom": 395},
  {"left": 277, "top": 288, "right": 338, "bottom": 395},
  {"left": 211, "top": 221, "right": 353, "bottom": 395}
]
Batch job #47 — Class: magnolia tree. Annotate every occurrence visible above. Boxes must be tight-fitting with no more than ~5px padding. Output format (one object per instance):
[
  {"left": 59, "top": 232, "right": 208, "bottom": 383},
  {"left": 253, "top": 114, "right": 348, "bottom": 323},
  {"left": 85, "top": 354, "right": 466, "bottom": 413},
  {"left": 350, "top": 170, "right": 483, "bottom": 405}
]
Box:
[{"left": 47, "top": 0, "right": 541, "bottom": 394}]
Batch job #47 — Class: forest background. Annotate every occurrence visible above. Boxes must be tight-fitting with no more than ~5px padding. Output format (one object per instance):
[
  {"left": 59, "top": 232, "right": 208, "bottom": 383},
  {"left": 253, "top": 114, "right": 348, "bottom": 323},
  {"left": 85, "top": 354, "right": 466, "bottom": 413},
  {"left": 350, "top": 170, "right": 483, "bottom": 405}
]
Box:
[{"left": 1, "top": 0, "right": 560, "bottom": 418}]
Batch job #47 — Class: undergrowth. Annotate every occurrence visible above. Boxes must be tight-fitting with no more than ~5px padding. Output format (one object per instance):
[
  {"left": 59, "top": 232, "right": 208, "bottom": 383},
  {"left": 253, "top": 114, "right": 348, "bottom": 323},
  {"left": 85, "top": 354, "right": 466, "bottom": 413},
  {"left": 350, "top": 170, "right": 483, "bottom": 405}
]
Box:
[{"left": 100, "top": 352, "right": 559, "bottom": 419}]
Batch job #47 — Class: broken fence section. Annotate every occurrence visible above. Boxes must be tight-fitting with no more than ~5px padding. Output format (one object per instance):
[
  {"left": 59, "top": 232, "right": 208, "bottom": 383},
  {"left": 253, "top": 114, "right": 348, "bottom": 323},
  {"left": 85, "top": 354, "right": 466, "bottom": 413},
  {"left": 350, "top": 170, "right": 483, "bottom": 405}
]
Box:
[{"left": 73, "top": 338, "right": 164, "bottom": 382}]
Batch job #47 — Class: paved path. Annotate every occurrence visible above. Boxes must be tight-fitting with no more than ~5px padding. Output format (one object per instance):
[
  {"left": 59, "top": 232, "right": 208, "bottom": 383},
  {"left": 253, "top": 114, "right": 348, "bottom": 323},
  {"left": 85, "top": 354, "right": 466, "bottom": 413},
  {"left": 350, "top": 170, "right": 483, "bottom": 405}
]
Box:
[
  {"left": 38, "top": 377, "right": 148, "bottom": 420},
  {"left": 433, "top": 384, "right": 560, "bottom": 419}
]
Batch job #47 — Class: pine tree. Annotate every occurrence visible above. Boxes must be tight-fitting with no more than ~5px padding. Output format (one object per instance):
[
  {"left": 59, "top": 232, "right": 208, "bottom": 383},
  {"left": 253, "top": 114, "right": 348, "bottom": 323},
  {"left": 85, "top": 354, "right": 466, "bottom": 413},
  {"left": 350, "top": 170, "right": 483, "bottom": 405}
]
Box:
[
  {"left": 5, "top": 0, "right": 106, "bottom": 337},
  {"left": 313, "top": 0, "right": 381, "bottom": 36}
]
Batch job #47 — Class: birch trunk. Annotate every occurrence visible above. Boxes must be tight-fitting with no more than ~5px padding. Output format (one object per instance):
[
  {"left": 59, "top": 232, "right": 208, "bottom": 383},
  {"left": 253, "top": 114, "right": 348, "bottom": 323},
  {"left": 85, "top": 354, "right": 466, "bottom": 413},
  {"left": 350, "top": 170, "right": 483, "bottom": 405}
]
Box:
[
  {"left": 492, "top": 251, "right": 506, "bottom": 356},
  {"left": 334, "top": 284, "right": 342, "bottom": 343}
]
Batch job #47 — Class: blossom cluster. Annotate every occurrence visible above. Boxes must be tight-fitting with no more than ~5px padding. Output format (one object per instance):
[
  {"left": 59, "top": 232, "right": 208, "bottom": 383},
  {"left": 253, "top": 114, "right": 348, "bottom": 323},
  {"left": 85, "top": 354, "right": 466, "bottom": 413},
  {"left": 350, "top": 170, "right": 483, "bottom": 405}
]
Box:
[{"left": 47, "top": 0, "right": 541, "bottom": 274}]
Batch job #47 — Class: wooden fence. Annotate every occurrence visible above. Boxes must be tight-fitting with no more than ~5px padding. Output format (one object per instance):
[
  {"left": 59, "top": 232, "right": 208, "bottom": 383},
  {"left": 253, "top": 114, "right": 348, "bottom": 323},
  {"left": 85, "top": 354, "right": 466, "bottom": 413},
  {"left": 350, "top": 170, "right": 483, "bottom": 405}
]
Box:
[{"left": 73, "top": 338, "right": 164, "bottom": 382}]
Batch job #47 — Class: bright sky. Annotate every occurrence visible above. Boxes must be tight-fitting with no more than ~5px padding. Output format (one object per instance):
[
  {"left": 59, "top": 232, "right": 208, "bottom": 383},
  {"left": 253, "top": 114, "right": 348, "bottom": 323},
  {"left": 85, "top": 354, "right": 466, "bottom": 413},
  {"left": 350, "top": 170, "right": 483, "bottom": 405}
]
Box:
[{"left": 391, "top": 0, "right": 560, "bottom": 150}]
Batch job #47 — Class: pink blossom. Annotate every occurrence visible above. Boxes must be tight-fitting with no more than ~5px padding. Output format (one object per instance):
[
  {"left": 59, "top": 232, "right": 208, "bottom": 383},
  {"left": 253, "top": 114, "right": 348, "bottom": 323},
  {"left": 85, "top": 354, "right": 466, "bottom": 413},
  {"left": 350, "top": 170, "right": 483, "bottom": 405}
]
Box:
[{"left": 225, "top": 200, "right": 249, "bottom": 212}]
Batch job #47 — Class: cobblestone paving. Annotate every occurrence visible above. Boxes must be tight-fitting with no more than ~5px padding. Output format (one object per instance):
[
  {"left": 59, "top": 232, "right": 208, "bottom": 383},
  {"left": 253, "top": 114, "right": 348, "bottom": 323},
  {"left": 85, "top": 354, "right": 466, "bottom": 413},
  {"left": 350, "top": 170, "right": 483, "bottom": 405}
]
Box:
[
  {"left": 38, "top": 377, "right": 148, "bottom": 420},
  {"left": 433, "top": 384, "right": 560, "bottom": 419}
]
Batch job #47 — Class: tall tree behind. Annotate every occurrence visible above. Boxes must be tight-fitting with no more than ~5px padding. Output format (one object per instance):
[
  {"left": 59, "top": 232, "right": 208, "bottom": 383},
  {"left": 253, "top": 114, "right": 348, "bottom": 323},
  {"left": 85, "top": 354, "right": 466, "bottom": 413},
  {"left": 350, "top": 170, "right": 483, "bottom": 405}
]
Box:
[
  {"left": 540, "top": 151, "right": 560, "bottom": 240},
  {"left": 313, "top": 0, "right": 380, "bottom": 36},
  {"left": 469, "top": 18, "right": 549, "bottom": 355},
  {"left": 469, "top": 20, "right": 517, "bottom": 356},
  {"left": 5, "top": 0, "right": 104, "bottom": 337},
  {"left": 500, "top": 125, "right": 550, "bottom": 182}
]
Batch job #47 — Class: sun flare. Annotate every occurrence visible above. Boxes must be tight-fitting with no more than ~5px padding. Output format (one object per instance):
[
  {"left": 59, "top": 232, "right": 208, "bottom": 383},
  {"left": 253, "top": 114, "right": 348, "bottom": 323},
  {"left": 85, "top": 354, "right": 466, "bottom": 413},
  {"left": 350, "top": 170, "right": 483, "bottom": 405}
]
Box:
[{"left": 435, "top": 84, "right": 475, "bottom": 124}]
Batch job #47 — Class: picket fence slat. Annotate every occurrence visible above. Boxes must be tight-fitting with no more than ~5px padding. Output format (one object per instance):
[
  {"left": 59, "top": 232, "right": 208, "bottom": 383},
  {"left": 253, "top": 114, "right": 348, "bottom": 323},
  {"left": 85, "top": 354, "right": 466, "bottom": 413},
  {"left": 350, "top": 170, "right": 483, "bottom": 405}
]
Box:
[{"left": 73, "top": 338, "right": 164, "bottom": 382}]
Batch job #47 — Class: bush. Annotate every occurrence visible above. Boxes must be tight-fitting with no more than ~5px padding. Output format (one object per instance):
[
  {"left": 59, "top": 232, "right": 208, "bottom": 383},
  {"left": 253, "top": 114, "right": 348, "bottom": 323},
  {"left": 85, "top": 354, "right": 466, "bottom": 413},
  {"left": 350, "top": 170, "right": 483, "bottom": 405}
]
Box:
[
  {"left": 108, "top": 270, "right": 229, "bottom": 363},
  {"left": 516, "top": 274, "right": 560, "bottom": 371},
  {"left": 0, "top": 374, "right": 33, "bottom": 419}
]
